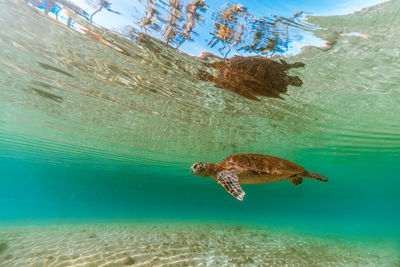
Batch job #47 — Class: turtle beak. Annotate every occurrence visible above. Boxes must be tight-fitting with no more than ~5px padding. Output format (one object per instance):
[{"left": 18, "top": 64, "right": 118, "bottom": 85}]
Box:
[{"left": 190, "top": 167, "right": 194, "bottom": 174}]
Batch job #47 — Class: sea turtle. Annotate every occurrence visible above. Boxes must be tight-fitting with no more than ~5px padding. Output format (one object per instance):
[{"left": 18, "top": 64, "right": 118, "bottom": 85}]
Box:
[
  {"left": 190, "top": 154, "right": 328, "bottom": 201},
  {"left": 196, "top": 55, "right": 305, "bottom": 101}
]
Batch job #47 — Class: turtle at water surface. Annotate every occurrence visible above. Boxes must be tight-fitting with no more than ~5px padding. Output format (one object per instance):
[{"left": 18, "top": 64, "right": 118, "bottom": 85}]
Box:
[
  {"left": 196, "top": 55, "right": 305, "bottom": 101},
  {"left": 190, "top": 154, "right": 328, "bottom": 201}
]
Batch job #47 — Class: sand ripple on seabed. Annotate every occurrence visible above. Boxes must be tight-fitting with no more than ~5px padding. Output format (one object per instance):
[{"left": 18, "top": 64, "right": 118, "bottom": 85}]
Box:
[{"left": 0, "top": 224, "right": 398, "bottom": 267}]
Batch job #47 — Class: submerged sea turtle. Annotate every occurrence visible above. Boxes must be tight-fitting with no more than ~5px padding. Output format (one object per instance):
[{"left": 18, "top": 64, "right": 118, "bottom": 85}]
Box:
[
  {"left": 196, "top": 55, "right": 305, "bottom": 101},
  {"left": 190, "top": 154, "right": 328, "bottom": 201}
]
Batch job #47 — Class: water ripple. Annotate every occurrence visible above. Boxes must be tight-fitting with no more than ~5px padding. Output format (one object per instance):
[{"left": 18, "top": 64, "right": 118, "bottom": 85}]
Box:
[{"left": 0, "top": 0, "right": 399, "bottom": 166}]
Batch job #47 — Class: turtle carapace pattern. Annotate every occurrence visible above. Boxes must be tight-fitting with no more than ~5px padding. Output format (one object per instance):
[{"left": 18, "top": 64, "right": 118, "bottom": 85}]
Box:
[
  {"left": 196, "top": 55, "right": 305, "bottom": 101},
  {"left": 190, "top": 154, "right": 328, "bottom": 201}
]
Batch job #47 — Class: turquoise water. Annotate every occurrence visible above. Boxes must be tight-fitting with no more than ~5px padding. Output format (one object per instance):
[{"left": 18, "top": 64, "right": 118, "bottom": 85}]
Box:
[
  {"left": 1, "top": 0, "right": 400, "bottom": 265},
  {"left": 1, "top": 154, "right": 399, "bottom": 239}
]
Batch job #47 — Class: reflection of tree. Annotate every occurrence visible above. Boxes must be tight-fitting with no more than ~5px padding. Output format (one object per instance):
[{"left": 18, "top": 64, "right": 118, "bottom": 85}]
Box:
[
  {"left": 209, "top": 4, "right": 306, "bottom": 57},
  {"left": 162, "top": 0, "right": 184, "bottom": 45},
  {"left": 139, "top": 0, "right": 163, "bottom": 32},
  {"left": 85, "top": 0, "right": 120, "bottom": 23},
  {"left": 136, "top": 1, "right": 308, "bottom": 57},
  {"left": 179, "top": 0, "right": 207, "bottom": 46},
  {"left": 208, "top": 4, "right": 252, "bottom": 57},
  {"left": 240, "top": 12, "right": 304, "bottom": 56},
  {"left": 138, "top": 0, "right": 207, "bottom": 47}
]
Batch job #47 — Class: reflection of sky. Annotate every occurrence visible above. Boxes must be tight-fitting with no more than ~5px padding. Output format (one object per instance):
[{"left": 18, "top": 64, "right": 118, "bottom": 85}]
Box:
[{"left": 68, "top": 0, "right": 387, "bottom": 56}]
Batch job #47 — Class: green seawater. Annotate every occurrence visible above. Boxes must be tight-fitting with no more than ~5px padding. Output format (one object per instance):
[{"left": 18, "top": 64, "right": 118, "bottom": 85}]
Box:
[{"left": 0, "top": 0, "right": 400, "bottom": 265}]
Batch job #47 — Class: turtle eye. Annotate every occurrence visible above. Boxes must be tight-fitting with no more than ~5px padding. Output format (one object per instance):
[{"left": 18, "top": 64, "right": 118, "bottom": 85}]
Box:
[{"left": 200, "top": 163, "right": 206, "bottom": 171}]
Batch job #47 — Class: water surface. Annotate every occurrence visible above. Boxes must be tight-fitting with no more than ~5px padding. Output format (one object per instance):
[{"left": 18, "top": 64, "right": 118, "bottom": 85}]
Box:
[{"left": 0, "top": 0, "right": 399, "bottom": 265}]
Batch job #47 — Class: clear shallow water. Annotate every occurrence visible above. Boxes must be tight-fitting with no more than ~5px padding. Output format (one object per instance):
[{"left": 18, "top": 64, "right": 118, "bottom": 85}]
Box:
[
  {"left": 1, "top": 224, "right": 399, "bottom": 266},
  {"left": 0, "top": 0, "right": 400, "bottom": 265}
]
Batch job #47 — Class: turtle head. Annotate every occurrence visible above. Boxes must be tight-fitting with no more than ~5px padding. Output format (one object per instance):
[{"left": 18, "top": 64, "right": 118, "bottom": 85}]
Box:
[{"left": 190, "top": 162, "right": 213, "bottom": 177}]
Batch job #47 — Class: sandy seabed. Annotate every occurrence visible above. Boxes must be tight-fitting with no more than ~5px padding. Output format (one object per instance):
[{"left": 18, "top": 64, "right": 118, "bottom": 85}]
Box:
[{"left": 0, "top": 223, "right": 398, "bottom": 267}]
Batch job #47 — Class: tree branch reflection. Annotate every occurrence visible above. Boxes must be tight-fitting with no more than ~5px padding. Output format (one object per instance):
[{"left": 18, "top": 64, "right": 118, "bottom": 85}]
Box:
[{"left": 138, "top": 0, "right": 308, "bottom": 57}]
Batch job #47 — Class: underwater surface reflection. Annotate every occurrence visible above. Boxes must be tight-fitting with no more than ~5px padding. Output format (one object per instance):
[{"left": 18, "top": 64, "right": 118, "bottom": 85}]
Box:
[{"left": 0, "top": 0, "right": 399, "bottom": 266}]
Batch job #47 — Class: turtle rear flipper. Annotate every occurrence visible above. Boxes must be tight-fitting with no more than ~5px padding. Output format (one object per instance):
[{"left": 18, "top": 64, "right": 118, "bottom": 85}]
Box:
[
  {"left": 279, "top": 59, "right": 305, "bottom": 69},
  {"left": 289, "top": 177, "right": 303, "bottom": 185},
  {"left": 287, "top": 75, "right": 303, "bottom": 87},
  {"left": 303, "top": 171, "right": 328, "bottom": 182},
  {"left": 217, "top": 170, "right": 245, "bottom": 201}
]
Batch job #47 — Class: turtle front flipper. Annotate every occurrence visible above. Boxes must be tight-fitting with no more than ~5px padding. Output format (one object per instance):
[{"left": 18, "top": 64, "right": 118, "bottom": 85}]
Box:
[{"left": 217, "top": 170, "right": 245, "bottom": 201}]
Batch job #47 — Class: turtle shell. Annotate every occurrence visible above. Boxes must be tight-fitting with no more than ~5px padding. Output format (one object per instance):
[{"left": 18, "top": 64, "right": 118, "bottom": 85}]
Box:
[
  {"left": 196, "top": 55, "right": 305, "bottom": 101},
  {"left": 221, "top": 154, "right": 304, "bottom": 176}
]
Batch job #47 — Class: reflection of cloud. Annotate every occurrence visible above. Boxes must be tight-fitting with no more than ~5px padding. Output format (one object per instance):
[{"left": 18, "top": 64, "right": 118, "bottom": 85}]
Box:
[
  {"left": 286, "top": 31, "right": 326, "bottom": 56},
  {"left": 341, "top": 32, "right": 370, "bottom": 39},
  {"left": 179, "top": 41, "right": 208, "bottom": 56}
]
